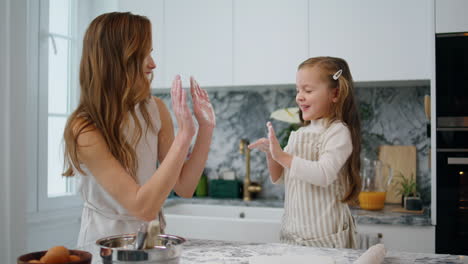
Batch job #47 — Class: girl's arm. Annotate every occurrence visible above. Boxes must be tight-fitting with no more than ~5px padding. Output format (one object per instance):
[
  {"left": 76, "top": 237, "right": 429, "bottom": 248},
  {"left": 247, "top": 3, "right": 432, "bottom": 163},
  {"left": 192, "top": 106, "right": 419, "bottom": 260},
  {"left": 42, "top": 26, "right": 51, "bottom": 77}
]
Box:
[
  {"left": 266, "top": 152, "right": 284, "bottom": 183},
  {"left": 76, "top": 76, "right": 195, "bottom": 222},
  {"left": 251, "top": 122, "right": 351, "bottom": 187},
  {"left": 286, "top": 124, "right": 352, "bottom": 186},
  {"left": 248, "top": 128, "right": 287, "bottom": 184}
]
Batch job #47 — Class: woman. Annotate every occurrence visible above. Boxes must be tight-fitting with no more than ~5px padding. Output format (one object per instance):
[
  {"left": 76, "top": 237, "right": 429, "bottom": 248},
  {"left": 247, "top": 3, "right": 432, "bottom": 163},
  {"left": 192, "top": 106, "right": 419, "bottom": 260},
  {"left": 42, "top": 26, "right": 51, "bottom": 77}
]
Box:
[{"left": 62, "top": 12, "right": 215, "bottom": 247}]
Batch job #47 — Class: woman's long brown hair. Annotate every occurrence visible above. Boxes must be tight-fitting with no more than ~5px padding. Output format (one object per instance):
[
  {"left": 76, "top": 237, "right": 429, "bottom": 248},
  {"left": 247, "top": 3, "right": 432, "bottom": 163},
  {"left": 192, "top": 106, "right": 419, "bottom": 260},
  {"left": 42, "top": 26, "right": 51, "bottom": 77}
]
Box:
[
  {"left": 298, "top": 57, "right": 362, "bottom": 204},
  {"left": 63, "top": 12, "right": 155, "bottom": 179}
]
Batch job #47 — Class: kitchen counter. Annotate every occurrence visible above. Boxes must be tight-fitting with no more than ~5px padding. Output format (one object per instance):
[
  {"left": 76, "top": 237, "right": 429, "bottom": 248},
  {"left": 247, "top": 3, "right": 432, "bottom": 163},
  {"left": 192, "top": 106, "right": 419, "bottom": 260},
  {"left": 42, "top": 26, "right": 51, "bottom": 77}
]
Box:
[
  {"left": 81, "top": 238, "right": 467, "bottom": 264},
  {"left": 182, "top": 239, "right": 466, "bottom": 264},
  {"left": 164, "top": 197, "right": 432, "bottom": 226}
]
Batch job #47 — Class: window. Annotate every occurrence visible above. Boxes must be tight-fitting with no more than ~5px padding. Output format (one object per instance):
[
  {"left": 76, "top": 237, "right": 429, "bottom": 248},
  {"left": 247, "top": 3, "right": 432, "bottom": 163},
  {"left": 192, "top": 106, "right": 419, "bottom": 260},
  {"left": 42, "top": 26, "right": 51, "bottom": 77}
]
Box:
[
  {"left": 36, "top": 0, "right": 81, "bottom": 210},
  {"left": 30, "top": 0, "right": 121, "bottom": 213}
]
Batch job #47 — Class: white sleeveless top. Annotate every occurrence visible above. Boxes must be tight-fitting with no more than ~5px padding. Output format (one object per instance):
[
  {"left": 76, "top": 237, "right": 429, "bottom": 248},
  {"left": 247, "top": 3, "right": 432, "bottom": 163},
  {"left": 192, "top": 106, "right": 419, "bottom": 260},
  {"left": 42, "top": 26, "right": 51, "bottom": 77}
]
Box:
[
  {"left": 75, "top": 98, "right": 164, "bottom": 247},
  {"left": 279, "top": 119, "right": 357, "bottom": 248}
]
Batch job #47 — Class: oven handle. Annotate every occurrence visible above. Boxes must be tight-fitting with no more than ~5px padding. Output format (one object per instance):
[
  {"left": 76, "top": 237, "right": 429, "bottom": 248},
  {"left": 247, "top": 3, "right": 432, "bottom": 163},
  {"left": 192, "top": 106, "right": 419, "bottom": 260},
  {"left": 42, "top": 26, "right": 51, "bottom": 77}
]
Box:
[{"left": 447, "top": 157, "right": 468, "bottom": 165}]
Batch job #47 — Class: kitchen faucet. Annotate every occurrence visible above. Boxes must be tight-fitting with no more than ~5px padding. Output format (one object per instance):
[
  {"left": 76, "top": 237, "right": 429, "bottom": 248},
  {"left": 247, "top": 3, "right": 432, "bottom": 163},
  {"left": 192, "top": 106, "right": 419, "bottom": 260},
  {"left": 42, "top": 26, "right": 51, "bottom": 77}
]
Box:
[{"left": 239, "top": 139, "right": 262, "bottom": 201}]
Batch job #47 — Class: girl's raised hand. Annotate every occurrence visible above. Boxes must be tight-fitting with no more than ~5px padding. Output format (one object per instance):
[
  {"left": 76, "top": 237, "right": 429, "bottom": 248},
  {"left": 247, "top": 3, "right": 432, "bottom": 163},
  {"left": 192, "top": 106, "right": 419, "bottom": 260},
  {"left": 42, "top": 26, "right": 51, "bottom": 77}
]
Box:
[
  {"left": 171, "top": 75, "right": 196, "bottom": 140},
  {"left": 190, "top": 77, "right": 216, "bottom": 129},
  {"left": 266, "top": 122, "right": 283, "bottom": 160},
  {"left": 248, "top": 138, "right": 271, "bottom": 154}
]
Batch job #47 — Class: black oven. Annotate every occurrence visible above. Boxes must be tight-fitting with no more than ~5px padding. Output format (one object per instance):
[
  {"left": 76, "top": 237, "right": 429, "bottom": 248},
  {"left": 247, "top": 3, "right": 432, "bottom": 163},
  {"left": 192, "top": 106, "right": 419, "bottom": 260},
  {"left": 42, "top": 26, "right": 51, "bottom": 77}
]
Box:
[
  {"left": 436, "top": 123, "right": 468, "bottom": 255},
  {"left": 436, "top": 138, "right": 468, "bottom": 255}
]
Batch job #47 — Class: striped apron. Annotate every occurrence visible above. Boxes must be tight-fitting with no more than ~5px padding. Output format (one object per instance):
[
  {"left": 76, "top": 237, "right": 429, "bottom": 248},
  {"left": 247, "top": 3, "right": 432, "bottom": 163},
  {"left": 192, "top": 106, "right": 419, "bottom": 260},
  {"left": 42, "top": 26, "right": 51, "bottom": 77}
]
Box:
[{"left": 280, "top": 128, "right": 357, "bottom": 248}]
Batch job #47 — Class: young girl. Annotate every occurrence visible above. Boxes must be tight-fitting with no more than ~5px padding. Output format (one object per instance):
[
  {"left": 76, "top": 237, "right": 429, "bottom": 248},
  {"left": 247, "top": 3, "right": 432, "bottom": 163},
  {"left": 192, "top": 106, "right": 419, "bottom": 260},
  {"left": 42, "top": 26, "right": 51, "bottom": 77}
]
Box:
[
  {"left": 249, "top": 56, "right": 361, "bottom": 248},
  {"left": 62, "top": 12, "right": 215, "bottom": 247}
]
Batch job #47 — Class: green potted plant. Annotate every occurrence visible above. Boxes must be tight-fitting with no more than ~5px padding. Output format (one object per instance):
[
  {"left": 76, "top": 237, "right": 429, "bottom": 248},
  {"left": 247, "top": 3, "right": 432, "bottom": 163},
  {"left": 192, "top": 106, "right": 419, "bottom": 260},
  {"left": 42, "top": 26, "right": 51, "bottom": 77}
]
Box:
[{"left": 395, "top": 173, "right": 422, "bottom": 210}]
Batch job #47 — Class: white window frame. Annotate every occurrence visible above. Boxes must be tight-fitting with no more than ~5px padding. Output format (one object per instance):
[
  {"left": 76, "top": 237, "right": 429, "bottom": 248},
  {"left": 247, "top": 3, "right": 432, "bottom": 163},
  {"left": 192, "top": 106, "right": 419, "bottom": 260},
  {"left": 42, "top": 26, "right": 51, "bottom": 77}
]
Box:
[{"left": 29, "top": 0, "right": 82, "bottom": 214}]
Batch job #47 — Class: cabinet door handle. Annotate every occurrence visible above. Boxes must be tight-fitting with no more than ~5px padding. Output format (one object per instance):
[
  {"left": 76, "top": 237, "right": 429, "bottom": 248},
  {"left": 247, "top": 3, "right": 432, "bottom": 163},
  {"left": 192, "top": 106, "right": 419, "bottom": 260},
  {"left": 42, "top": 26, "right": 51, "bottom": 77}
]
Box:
[{"left": 447, "top": 157, "right": 468, "bottom": 165}]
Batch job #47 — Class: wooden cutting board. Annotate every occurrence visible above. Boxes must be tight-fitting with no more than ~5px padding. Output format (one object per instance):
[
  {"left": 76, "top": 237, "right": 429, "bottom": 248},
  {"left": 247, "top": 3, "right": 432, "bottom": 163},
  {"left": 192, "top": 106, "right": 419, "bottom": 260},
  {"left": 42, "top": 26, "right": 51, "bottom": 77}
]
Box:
[{"left": 378, "top": 145, "right": 417, "bottom": 204}]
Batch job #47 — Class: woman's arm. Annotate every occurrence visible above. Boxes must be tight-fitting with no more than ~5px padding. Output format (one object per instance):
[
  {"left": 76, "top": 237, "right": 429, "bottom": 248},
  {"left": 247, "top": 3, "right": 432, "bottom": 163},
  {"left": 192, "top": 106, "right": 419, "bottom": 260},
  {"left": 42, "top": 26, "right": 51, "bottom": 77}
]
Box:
[
  {"left": 154, "top": 96, "right": 213, "bottom": 198},
  {"left": 172, "top": 77, "right": 215, "bottom": 197},
  {"left": 76, "top": 75, "right": 195, "bottom": 222},
  {"left": 153, "top": 96, "right": 175, "bottom": 166},
  {"left": 154, "top": 78, "right": 215, "bottom": 198},
  {"left": 173, "top": 125, "right": 213, "bottom": 197}
]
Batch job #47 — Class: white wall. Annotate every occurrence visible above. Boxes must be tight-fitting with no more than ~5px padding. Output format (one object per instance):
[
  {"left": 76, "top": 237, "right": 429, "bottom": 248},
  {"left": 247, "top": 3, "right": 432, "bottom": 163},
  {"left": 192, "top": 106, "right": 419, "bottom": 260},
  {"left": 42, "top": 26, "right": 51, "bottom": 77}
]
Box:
[
  {"left": 0, "top": 0, "right": 30, "bottom": 262},
  {"left": 0, "top": 0, "right": 11, "bottom": 260}
]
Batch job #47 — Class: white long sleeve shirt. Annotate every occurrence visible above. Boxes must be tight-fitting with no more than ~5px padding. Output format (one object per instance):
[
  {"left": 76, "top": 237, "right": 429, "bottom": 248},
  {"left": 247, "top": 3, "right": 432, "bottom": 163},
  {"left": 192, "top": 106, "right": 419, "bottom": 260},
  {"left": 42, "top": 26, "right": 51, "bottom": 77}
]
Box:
[{"left": 288, "top": 119, "right": 353, "bottom": 186}]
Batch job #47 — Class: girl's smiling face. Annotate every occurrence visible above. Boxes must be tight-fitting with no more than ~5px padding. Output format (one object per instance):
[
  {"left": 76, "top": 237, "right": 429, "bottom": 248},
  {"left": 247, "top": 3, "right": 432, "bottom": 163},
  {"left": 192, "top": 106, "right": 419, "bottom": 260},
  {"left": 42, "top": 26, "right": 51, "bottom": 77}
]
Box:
[{"left": 296, "top": 66, "right": 338, "bottom": 121}]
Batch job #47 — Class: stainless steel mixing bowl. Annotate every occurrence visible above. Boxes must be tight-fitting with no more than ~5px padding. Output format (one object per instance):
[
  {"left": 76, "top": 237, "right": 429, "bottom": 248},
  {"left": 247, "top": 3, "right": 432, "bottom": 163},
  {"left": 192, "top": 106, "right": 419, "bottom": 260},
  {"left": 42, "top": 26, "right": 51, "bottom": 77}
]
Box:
[{"left": 96, "top": 233, "right": 186, "bottom": 264}]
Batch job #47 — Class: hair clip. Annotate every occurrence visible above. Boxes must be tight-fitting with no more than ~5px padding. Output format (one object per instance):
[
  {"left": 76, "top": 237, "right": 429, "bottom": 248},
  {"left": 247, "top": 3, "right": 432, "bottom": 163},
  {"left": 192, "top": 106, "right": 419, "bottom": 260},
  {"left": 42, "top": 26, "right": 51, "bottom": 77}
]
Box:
[{"left": 332, "top": 69, "right": 343, "bottom": 80}]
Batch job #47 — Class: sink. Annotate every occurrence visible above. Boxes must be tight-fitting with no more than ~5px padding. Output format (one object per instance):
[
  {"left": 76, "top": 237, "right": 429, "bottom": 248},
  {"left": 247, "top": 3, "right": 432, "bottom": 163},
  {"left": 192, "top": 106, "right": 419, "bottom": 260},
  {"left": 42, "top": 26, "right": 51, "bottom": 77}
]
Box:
[
  {"left": 164, "top": 203, "right": 283, "bottom": 243},
  {"left": 164, "top": 203, "right": 283, "bottom": 220}
]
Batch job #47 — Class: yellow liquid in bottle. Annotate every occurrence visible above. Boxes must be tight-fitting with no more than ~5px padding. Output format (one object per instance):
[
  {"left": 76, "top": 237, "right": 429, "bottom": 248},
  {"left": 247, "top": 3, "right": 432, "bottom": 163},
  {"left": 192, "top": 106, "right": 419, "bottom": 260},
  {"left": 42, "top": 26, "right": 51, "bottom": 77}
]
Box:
[{"left": 358, "top": 191, "right": 386, "bottom": 210}]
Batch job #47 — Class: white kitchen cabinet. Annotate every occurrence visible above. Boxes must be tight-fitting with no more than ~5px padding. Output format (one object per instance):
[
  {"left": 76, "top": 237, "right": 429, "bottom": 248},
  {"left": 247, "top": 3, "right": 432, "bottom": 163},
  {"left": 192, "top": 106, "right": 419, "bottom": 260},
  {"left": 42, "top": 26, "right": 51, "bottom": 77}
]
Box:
[
  {"left": 164, "top": 0, "right": 232, "bottom": 88},
  {"left": 357, "top": 224, "right": 435, "bottom": 253},
  {"left": 436, "top": 0, "right": 468, "bottom": 33},
  {"left": 233, "top": 0, "right": 309, "bottom": 86},
  {"left": 118, "top": 0, "right": 165, "bottom": 89},
  {"left": 309, "top": 0, "right": 433, "bottom": 82}
]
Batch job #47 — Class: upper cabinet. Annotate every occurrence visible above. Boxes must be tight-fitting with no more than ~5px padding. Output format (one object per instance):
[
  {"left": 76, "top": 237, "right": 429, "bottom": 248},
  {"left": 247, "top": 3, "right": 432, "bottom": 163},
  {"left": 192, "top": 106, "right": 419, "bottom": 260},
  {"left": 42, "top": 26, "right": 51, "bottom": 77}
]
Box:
[
  {"left": 233, "top": 0, "right": 308, "bottom": 86},
  {"left": 164, "top": 0, "right": 233, "bottom": 88},
  {"left": 436, "top": 0, "right": 468, "bottom": 33},
  {"left": 309, "top": 0, "right": 433, "bottom": 82},
  {"left": 117, "top": 0, "right": 435, "bottom": 88}
]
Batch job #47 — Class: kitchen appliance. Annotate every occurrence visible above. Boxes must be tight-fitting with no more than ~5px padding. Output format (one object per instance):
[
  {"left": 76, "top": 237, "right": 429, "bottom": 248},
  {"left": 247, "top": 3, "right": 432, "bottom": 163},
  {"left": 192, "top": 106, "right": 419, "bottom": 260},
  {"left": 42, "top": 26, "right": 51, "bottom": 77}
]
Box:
[
  {"left": 435, "top": 131, "right": 468, "bottom": 255},
  {"left": 435, "top": 32, "right": 468, "bottom": 255},
  {"left": 96, "top": 233, "right": 186, "bottom": 263},
  {"left": 359, "top": 158, "right": 393, "bottom": 210},
  {"left": 436, "top": 32, "right": 468, "bottom": 118}
]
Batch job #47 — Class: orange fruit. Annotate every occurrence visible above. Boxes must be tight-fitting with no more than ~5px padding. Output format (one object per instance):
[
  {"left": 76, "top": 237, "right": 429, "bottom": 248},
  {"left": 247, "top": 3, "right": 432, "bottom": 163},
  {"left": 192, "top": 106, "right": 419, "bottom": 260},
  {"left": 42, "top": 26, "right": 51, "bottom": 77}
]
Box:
[
  {"left": 69, "top": 255, "right": 81, "bottom": 262},
  {"left": 41, "top": 253, "right": 69, "bottom": 264},
  {"left": 46, "top": 246, "right": 69, "bottom": 258},
  {"left": 41, "top": 246, "right": 70, "bottom": 264},
  {"left": 28, "top": 260, "right": 41, "bottom": 263}
]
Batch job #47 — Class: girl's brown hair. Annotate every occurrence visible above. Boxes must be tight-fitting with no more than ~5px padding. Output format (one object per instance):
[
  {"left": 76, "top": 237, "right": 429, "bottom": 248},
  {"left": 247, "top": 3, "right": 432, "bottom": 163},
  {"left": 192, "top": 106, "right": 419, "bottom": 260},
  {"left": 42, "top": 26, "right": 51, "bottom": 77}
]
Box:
[
  {"left": 298, "top": 56, "right": 362, "bottom": 204},
  {"left": 63, "top": 12, "right": 155, "bottom": 179}
]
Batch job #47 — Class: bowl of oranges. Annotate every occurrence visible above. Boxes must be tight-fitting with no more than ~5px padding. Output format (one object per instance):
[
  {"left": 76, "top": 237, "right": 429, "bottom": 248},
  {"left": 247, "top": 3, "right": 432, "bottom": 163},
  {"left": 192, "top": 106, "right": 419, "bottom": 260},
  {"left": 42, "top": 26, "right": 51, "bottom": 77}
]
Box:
[{"left": 17, "top": 246, "right": 92, "bottom": 264}]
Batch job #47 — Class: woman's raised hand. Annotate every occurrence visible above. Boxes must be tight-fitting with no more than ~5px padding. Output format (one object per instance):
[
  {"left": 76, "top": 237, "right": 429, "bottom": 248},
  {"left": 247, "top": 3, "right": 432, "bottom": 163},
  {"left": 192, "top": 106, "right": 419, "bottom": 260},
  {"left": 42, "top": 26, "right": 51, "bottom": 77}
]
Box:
[
  {"left": 171, "top": 75, "right": 196, "bottom": 140},
  {"left": 190, "top": 76, "right": 216, "bottom": 129}
]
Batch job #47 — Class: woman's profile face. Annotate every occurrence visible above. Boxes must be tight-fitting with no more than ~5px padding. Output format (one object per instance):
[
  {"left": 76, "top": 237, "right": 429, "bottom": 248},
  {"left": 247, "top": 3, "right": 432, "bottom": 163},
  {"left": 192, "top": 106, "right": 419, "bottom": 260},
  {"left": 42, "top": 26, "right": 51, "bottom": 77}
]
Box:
[{"left": 143, "top": 50, "right": 156, "bottom": 79}]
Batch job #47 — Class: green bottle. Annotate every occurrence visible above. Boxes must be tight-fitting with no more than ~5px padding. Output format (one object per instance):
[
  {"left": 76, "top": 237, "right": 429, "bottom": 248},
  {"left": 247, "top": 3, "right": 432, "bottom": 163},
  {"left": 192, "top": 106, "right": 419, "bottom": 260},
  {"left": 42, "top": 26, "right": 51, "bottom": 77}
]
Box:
[{"left": 195, "top": 173, "right": 208, "bottom": 197}]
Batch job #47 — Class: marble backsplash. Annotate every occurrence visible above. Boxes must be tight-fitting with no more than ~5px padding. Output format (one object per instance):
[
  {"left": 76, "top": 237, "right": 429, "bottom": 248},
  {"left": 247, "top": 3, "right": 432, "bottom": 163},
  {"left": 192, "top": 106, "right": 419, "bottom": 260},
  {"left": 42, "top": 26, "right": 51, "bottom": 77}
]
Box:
[{"left": 153, "top": 82, "right": 431, "bottom": 205}]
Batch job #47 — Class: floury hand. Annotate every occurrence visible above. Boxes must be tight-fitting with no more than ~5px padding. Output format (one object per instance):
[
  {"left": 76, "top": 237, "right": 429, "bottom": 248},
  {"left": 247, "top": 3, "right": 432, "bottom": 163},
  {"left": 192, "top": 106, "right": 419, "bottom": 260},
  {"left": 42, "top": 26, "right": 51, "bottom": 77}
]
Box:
[
  {"left": 190, "top": 76, "right": 216, "bottom": 128},
  {"left": 171, "top": 75, "right": 196, "bottom": 140}
]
